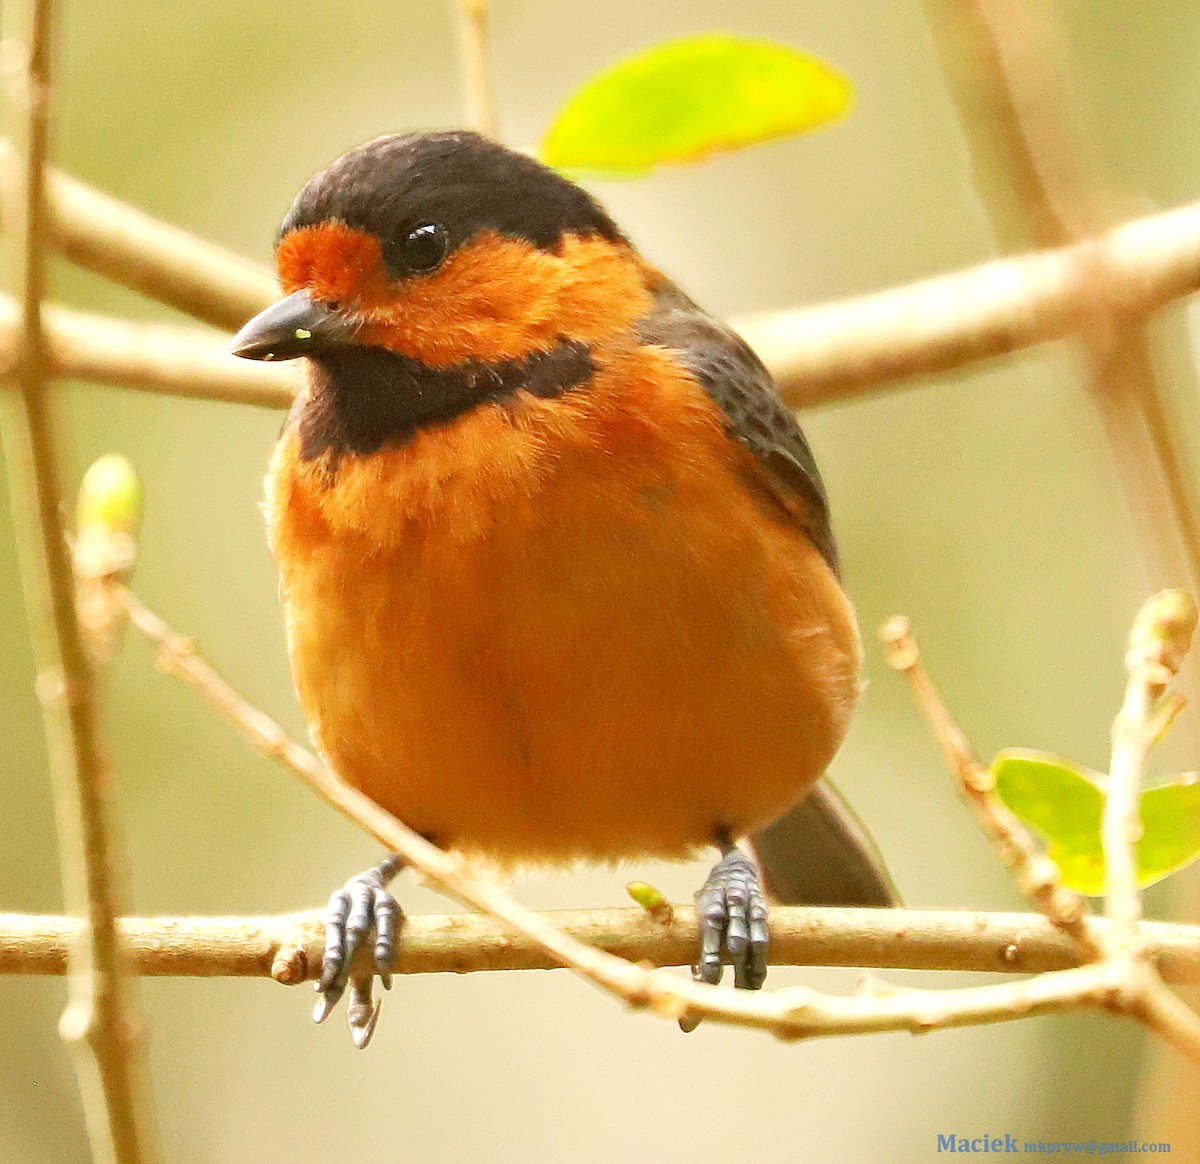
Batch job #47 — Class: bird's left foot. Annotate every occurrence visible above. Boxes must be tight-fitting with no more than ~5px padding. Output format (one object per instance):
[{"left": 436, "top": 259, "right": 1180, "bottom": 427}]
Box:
[
  {"left": 313, "top": 854, "right": 405, "bottom": 1049},
  {"left": 686, "top": 845, "right": 769, "bottom": 1028}
]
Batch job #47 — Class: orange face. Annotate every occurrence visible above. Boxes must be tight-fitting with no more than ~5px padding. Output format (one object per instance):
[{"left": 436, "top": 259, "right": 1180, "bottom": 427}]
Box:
[{"left": 275, "top": 222, "right": 655, "bottom": 368}]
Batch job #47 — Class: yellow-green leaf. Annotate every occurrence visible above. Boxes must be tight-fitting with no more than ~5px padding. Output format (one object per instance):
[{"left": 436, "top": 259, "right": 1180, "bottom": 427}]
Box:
[
  {"left": 1138, "top": 779, "right": 1200, "bottom": 888},
  {"left": 992, "top": 749, "right": 1200, "bottom": 894},
  {"left": 540, "top": 35, "right": 852, "bottom": 176}
]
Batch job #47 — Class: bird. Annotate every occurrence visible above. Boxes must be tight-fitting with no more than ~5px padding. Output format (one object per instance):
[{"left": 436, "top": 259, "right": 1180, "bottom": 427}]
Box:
[{"left": 231, "top": 129, "right": 895, "bottom": 1046}]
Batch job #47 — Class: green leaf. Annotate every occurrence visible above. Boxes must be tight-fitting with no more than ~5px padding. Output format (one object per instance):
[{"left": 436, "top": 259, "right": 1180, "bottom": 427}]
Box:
[
  {"left": 992, "top": 749, "right": 1200, "bottom": 895},
  {"left": 1139, "top": 779, "right": 1200, "bottom": 888},
  {"left": 993, "top": 750, "right": 1107, "bottom": 893},
  {"left": 540, "top": 35, "right": 853, "bottom": 176}
]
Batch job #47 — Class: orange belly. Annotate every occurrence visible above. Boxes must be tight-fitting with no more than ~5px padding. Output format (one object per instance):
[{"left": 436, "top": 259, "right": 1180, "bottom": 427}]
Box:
[{"left": 265, "top": 344, "right": 861, "bottom": 865}]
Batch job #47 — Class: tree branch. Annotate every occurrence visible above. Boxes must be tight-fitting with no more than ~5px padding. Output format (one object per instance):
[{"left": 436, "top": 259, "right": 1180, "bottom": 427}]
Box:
[
  {"left": 1107, "top": 593, "right": 1196, "bottom": 956},
  {"left": 7, "top": 150, "right": 1200, "bottom": 413},
  {"left": 0, "top": 296, "right": 296, "bottom": 406},
  {"left": 0, "top": 139, "right": 274, "bottom": 331},
  {"left": 4, "top": 907, "right": 1200, "bottom": 983},
  {"left": 1101, "top": 593, "right": 1200, "bottom": 1060},
  {"left": 0, "top": 3, "right": 160, "bottom": 1160},
  {"left": 883, "top": 598, "right": 1200, "bottom": 1063},
  {"left": 109, "top": 583, "right": 1200, "bottom": 1054},
  {"left": 923, "top": 0, "right": 1200, "bottom": 746}
]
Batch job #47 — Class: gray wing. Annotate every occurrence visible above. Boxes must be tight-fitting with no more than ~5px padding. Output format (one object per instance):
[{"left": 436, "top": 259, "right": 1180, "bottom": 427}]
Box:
[
  {"left": 636, "top": 281, "right": 839, "bottom": 574},
  {"left": 751, "top": 784, "right": 898, "bottom": 907},
  {"left": 638, "top": 282, "right": 896, "bottom": 907}
]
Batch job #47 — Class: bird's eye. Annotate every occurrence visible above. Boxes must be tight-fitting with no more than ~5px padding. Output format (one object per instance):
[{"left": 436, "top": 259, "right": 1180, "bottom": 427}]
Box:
[{"left": 399, "top": 223, "right": 450, "bottom": 273}]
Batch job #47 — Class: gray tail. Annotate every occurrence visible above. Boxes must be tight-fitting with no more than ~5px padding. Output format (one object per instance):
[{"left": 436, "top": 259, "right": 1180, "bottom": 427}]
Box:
[{"left": 750, "top": 782, "right": 898, "bottom": 907}]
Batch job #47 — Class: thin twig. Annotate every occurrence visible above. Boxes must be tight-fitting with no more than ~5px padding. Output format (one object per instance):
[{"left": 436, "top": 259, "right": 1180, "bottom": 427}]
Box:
[
  {"left": 454, "top": 0, "right": 498, "bottom": 138},
  {"left": 4, "top": 908, "right": 1200, "bottom": 982},
  {"left": 0, "top": 4, "right": 159, "bottom": 1161},
  {"left": 1106, "top": 592, "right": 1197, "bottom": 957},
  {"left": 1124, "top": 960, "right": 1200, "bottom": 1063},
  {"left": 882, "top": 602, "right": 1200, "bottom": 1062},
  {"left": 879, "top": 616, "right": 1100, "bottom": 957},
  {"left": 1097, "top": 593, "right": 1200, "bottom": 1062}
]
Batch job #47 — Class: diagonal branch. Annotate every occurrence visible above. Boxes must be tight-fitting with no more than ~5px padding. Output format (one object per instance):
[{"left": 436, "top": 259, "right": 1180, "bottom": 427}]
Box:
[
  {"left": 880, "top": 616, "right": 1098, "bottom": 957},
  {"left": 884, "top": 599, "right": 1200, "bottom": 1063},
  {"left": 923, "top": 0, "right": 1200, "bottom": 735},
  {"left": 0, "top": 139, "right": 274, "bottom": 331}
]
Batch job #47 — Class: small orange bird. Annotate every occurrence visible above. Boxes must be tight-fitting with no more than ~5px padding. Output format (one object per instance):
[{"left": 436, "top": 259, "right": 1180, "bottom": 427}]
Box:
[{"left": 232, "top": 130, "right": 894, "bottom": 1045}]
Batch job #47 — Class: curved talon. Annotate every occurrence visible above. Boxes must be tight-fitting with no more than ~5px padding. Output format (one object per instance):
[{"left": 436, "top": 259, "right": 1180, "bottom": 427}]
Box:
[
  {"left": 313, "top": 855, "right": 406, "bottom": 1044},
  {"left": 312, "top": 992, "right": 338, "bottom": 1025},
  {"left": 347, "top": 976, "right": 383, "bottom": 1049}
]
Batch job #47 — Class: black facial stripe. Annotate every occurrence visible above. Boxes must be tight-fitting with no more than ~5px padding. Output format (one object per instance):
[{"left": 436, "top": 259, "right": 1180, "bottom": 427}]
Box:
[
  {"left": 280, "top": 131, "right": 624, "bottom": 259},
  {"left": 296, "top": 339, "right": 596, "bottom": 462}
]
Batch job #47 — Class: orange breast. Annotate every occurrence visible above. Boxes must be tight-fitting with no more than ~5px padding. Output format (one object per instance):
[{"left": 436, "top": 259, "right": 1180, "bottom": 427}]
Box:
[{"left": 264, "top": 342, "right": 862, "bottom": 866}]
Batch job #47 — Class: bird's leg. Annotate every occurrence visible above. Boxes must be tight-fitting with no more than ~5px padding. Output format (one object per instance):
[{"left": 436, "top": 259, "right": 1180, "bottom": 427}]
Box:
[
  {"left": 313, "top": 852, "right": 405, "bottom": 1048},
  {"left": 693, "top": 831, "right": 770, "bottom": 992}
]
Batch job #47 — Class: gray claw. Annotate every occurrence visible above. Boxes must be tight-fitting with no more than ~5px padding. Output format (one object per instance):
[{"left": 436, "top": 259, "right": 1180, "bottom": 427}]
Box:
[
  {"left": 312, "top": 992, "right": 338, "bottom": 1025},
  {"left": 347, "top": 977, "right": 382, "bottom": 1049}
]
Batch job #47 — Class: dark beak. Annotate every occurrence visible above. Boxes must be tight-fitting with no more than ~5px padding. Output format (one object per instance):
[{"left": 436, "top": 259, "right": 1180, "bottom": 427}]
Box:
[{"left": 229, "top": 289, "right": 357, "bottom": 362}]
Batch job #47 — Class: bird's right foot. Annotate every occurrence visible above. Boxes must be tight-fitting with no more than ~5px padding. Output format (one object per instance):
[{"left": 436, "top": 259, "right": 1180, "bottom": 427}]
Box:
[{"left": 313, "top": 853, "right": 405, "bottom": 1048}]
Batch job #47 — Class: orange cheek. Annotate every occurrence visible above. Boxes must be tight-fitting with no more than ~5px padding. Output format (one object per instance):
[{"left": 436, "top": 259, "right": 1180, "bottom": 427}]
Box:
[
  {"left": 276, "top": 224, "right": 654, "bottom": 367},
  {"left": 359, "top": 233, "right": 654, "bottom": 366}
]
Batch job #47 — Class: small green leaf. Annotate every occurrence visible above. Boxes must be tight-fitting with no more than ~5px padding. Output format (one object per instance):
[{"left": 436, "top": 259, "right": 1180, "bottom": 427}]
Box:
[
  {"left": 992, "top": 749, "right": 1200, "bottom": 894},
  {"left": 1138, "top": 778, "right": 1200, "bottom": 888},
  {"left": 540, "top": 34, "right": 852, "bottom": 176},
  {"left": 993, "top": 750, "right": 1107, "bottom": 893}
]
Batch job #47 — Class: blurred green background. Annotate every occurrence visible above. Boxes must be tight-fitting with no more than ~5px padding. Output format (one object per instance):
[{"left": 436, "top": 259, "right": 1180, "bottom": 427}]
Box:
[{"left": 4, "top": 1, "right": 1200, "bottom": 1160}]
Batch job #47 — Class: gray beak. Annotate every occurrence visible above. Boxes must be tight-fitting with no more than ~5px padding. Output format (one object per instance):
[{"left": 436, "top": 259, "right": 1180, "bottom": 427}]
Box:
[{"left": 230, "top": 289, "right": 357, "bottom": 361}]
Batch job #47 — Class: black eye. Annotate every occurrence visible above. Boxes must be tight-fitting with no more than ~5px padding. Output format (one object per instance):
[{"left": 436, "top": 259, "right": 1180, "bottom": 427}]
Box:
[{"left": 398, "top": 222, "right": 449, "bottom": 273}]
